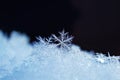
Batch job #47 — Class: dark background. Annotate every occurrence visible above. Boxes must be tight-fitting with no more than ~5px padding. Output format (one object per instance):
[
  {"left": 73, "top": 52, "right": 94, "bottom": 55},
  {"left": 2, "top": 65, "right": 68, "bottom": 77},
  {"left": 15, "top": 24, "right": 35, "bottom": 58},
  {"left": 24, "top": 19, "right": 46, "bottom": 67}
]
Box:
[{"left": 0, "top": 0, "right": 119, "bottom": 55}]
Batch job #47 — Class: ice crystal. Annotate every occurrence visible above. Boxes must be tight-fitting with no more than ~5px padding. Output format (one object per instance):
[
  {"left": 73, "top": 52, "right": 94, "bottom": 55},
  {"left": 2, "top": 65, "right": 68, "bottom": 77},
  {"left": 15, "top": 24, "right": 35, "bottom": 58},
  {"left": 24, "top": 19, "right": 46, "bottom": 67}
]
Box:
[
  {"left": 95, "top": 53, "right": 106, "bottom": 63},
  {"left": 51, "top": 30, "right": 73, "bottom": 49}
]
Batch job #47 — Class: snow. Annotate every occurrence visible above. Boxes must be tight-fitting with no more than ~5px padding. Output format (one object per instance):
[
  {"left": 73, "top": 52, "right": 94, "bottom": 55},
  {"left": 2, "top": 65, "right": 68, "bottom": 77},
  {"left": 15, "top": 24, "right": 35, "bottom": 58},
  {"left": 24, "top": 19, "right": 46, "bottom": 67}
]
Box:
[
  {"left": 0, "top": 30, "right": 120, "bottom": 80},
  {"left": 0, "top": 31, "right": 33, "bottom": 79}
]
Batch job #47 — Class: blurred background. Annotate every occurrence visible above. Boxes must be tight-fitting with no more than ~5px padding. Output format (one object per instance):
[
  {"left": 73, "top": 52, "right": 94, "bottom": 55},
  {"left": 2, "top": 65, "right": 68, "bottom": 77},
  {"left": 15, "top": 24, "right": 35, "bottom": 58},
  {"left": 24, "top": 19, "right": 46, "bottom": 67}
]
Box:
[{"left": 0, "top": 0, "right": 119, "bottom": 55}]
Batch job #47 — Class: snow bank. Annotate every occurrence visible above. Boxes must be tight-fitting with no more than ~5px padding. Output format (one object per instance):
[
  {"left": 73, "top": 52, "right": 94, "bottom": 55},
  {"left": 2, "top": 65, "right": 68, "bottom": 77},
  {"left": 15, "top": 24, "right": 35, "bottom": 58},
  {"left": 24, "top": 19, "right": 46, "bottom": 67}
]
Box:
[{"left": 0, "top": 30, "right": 120, "bottom": 80}]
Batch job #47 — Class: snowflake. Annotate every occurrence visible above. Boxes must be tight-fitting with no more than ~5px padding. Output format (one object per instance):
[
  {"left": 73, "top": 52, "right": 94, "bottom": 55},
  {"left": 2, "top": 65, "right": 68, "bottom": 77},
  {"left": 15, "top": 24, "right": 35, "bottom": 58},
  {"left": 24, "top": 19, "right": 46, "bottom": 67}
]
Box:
[
  {"left": 95, "top": 53, "right": 120, "bottom": 64},
  {"left": 36, "top": 30, "right": 73, "bottom": 50},
  {"left": 51, "top": 30, "right": 73, "bottom": 49},
  {"left": 36, "top": 36, "right": 53, "bottom": 45},
  {"left": 107, "top": 53, "right": 120, "bottom": 63},
  {"left": 95, "top": 53, "right": 106, "bottom": 63}
]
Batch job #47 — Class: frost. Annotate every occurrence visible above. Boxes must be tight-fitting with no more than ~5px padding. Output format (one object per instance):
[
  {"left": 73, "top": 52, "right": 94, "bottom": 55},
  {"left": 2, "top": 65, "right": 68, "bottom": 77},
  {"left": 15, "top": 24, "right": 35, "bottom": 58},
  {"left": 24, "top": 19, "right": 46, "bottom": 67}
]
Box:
[{"left": 0, "top": 30, "right": 120, "bottom": 80}]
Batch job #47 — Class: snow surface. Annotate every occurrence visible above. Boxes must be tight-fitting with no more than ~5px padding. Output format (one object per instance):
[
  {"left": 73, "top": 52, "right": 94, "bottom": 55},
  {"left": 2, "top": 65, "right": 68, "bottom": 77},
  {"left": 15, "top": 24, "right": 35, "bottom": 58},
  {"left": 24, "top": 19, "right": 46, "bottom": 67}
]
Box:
[{"left": 0, "top": 30, "right": 120, "bottom": 80}]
